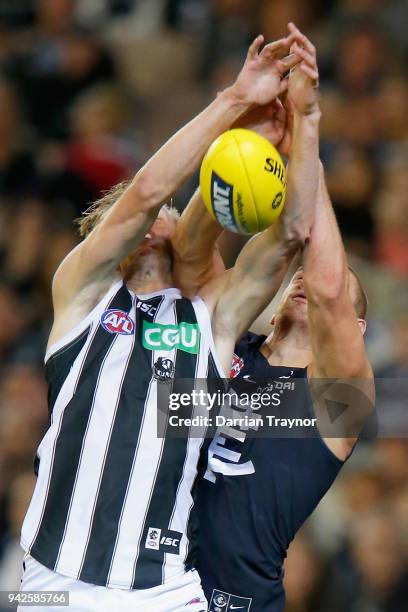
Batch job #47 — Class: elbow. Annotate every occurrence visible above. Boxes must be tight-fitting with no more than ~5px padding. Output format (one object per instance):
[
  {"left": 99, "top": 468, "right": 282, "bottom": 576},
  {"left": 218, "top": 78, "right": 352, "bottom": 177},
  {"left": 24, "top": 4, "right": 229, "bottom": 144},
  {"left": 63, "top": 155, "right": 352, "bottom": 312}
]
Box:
[
  {"left": 282, "top": 221, "right": 311, "bottom": 253},
  {"left": 303, "top": 272, "right": 347, "bottom": 306},
  {"left": 130, "top": 170, "right": 164, "bottom": 212}
]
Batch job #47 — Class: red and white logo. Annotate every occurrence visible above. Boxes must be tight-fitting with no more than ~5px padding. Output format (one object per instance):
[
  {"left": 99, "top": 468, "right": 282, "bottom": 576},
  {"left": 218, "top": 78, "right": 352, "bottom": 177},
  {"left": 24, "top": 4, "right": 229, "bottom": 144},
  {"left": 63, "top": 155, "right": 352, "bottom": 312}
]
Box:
[
  {"left": 230, "top": 353, "right": 244, "bottom": 379},
  {"left": 101, "top": 309, "right": 135, "bottom": 335}
]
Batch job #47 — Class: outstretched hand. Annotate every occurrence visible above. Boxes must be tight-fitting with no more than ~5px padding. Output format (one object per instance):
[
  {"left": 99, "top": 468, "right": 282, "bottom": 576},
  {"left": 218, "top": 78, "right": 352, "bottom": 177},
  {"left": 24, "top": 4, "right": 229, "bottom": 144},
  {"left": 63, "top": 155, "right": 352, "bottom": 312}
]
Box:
[
  {"left": 277, "top": 23, "right": 321, "bottom": 156},
  {"left": 231, "top": 30, "right": 303, "bottom": 108},
  {"left": 286, "top": 22, "right": 320, "bottom": 117},
  {"left": 229, "top": 24, "right": 320, "bottom": 158}
]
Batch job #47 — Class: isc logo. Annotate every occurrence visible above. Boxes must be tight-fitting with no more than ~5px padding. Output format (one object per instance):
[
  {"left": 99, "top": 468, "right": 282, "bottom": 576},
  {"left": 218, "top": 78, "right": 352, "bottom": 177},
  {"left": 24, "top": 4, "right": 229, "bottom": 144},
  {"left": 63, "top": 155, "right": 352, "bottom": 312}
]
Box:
[
  {"left": 160, "top": 537, "right": 179, "bottom": 547},
  {"left": 145, "top": 527, "right": 182, "bottom": 554},
  {"left": 101, "top": 309, "right": 135, "bottom": 335}
]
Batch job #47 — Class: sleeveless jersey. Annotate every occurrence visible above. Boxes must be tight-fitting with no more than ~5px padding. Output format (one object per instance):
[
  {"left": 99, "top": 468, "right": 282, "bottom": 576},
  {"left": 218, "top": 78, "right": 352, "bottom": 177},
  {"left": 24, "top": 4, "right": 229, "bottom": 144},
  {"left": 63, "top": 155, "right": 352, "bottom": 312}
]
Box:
[
  {"left": 21, "top": 280, "right": 224, "bottom": 590},
  {"left": 196, "top": 332, "right": 344, "bottom": 612}
]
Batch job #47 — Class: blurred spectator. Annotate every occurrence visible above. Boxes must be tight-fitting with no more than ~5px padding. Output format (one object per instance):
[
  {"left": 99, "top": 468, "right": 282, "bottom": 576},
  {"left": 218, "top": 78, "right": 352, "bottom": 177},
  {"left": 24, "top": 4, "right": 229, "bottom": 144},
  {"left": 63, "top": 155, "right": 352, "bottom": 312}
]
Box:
[
  {"left": 374, "top": 160, "right": 408, "bottom": 278},
  {"left": 0, "top": 81, "right": 38, "bottom": 199},
  {"left": 0, "top": 471, "right": 35, "bottom": 593},
  {"left": 9, "top": 2, "right": 116, "bottom": 139},
  {"left": 284, "top": 531, "right": 327, "bottom": 612},
  {"left": 66, "top": 83, "right": 138, "bottom": 194},
  {"left": 334, "top": 511, "right": 408, "bottom": 611},
  {"left": 326, "top": 146, "right": 376, "bottom": 259}
]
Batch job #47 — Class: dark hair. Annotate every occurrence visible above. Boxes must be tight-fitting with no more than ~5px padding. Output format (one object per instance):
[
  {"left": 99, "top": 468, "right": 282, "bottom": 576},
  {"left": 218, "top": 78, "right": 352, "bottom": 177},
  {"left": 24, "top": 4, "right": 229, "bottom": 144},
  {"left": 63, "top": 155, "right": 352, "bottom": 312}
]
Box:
[{"left": 348, "top": 266, "right": 368, "bottom": 319}]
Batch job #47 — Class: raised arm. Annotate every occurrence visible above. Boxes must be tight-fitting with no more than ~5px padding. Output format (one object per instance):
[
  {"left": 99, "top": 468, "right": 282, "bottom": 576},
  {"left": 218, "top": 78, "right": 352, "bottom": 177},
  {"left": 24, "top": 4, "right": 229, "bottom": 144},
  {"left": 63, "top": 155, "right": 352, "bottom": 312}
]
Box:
[
  {"left": 303, "top": 165, "right": 374, "bottom": 459},
  {"left": 304, "top": 166, "right": 371, "bottom": 379},
  {"left": 52, "top": 32, "right": 303, "bottom": 313},
  {"left": 206, "top": 27, "right": 321, "bottom": 372},
  {"left": 172, "top": 29, "right": 308, "bottom": 298}
]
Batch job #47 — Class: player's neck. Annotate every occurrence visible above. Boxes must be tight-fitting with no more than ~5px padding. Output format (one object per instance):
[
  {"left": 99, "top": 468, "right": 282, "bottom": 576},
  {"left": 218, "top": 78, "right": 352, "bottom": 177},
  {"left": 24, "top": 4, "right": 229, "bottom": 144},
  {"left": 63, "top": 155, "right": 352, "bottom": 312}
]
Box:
[
  {"left": 124, "top": 258, "right": 173, "bottom": 294},
  {"left": 262, "top": 321, "right": 312, "bottom": 368}
]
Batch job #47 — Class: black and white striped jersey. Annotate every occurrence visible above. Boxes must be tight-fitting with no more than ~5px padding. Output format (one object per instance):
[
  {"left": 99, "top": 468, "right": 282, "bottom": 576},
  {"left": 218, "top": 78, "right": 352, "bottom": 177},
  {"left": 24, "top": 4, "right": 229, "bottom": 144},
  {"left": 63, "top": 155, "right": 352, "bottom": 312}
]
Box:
[{"left": 21, "top": 279, "right": 224, "bottom": 590}]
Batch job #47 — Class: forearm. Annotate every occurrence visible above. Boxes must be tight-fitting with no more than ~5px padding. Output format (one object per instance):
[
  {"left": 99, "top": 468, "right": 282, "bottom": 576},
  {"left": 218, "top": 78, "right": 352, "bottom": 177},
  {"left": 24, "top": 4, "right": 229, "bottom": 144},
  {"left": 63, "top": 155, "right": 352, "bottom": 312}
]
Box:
[
  {"left": 132, "top": 88, "right": 250, "bottom": 209},
  {"left": 282, "top": 110, "right": 320, "bottom": 246},
  {"left": 173, "top": 189, "right": 223, "bottom": 263},
  {"left": 303, "top": 163, "right": 348, "bottom": 303},
  {"left": 172, "top": 189, "right": 225, "bottom": 296},
  {"left": 218, "top": 224, "right": 299, "bottom": 339}
]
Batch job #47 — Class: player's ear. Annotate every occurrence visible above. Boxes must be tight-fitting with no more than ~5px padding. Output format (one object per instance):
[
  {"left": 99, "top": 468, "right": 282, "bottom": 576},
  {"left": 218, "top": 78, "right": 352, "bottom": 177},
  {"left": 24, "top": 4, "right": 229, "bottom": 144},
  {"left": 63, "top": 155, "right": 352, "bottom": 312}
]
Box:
[
  {"left": 357, "top": 318, "right": 367, "bottom": 335},
  {"left": 270, "top": 314, "right": 276, "bottom": 326}
]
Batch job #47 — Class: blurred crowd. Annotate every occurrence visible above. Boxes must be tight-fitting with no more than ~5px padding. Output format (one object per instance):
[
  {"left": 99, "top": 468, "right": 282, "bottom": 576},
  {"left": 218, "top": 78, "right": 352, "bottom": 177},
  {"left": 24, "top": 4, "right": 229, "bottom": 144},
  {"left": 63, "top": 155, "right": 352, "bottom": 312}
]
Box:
[{"left": 0, "top": 1, "right": 407, "bottom": 611}]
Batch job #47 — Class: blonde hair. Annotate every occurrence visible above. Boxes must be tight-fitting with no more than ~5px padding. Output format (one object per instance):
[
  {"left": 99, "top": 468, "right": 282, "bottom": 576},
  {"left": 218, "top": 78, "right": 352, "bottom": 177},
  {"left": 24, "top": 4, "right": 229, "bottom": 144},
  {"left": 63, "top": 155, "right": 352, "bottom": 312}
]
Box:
[{"left": 76, "top": 181, "right": 180, "bottom": 238}]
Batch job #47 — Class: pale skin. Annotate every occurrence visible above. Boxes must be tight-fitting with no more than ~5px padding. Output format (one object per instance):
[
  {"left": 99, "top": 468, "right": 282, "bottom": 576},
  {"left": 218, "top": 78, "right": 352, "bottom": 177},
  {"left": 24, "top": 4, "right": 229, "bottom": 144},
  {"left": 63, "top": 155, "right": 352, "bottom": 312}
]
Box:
[
  {"left": 174, "top": 24, "right": 374, "bottom": 461},
  {"left": 49, "top": 26, "right": 308, "bottom": 377}
]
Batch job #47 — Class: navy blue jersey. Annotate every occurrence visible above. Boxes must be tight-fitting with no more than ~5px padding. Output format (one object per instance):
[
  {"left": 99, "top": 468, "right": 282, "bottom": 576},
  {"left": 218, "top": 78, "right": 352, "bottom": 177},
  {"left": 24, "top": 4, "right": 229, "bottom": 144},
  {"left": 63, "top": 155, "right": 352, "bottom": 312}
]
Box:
[{"left": 196, "top": 333, "right": 344, "bottom": 612}]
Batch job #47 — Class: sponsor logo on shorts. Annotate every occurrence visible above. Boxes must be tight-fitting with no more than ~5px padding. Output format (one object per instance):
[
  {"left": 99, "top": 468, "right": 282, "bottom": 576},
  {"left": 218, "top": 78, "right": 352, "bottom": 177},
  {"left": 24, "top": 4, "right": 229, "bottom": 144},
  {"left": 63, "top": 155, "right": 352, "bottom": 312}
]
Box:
[
  {"left": 142, "top": 321, "right": 200, "bottom": 354},
  {"left": 209, "top": 589, "right": 252, "bottom": 612},
  {"left": 101, "top": 309, "right": 134, "bottom": 335},
  {"left": 145, "top": 527, "right": 182, "bottom": 555},
  {"left": 211, "top": 171, "right": 238, "bottom": 233}
]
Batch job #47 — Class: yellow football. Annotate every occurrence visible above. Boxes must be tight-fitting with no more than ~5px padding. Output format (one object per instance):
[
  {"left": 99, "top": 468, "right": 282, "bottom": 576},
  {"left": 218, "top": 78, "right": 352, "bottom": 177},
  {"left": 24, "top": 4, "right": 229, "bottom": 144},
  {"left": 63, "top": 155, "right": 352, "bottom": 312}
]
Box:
[{"left": 200, "top": 128, "right": 286, "bottom": 234}]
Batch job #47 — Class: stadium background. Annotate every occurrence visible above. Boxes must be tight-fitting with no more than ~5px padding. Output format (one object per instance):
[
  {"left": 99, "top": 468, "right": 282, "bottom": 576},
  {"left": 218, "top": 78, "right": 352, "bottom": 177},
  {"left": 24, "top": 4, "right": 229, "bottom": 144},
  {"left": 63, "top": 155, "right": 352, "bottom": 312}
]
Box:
[{"left": 0, "top": 1, "right": 407, "bottom": 610}]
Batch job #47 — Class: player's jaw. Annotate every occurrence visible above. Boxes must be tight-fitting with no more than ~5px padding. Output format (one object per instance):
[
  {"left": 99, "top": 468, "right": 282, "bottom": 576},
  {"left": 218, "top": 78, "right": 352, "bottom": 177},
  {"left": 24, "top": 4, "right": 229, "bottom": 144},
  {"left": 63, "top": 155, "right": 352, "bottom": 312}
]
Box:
[
  {"left": 279, "top": 269, "right": 309, "bottom": 318},
  {"left": 122, "top": 207, "right": 177, "bottom": 276}
]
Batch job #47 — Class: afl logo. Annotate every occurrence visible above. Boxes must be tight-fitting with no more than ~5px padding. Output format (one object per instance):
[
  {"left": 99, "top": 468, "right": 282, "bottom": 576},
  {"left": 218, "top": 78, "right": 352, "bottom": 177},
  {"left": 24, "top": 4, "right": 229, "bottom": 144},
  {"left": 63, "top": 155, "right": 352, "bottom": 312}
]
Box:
[{"left": 101, "top": 309, "right": 135, "bottom": 335}]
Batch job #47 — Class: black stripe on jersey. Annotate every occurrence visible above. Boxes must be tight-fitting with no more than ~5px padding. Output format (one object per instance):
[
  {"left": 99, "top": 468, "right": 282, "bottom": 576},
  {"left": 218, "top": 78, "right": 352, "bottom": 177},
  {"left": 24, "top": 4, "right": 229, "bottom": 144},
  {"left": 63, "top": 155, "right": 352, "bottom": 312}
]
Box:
[
  {"left": 131, "top": 298, "right": 199, "bottom": 589},
  {"left": 78, "top": 295, "right": 164, "bottom": 586},
  {"left": 46, "top": 326, "right": 91, "bottom": 419},
  {"left": 30, "top": 284, "right": 132, "bottom": 569}
]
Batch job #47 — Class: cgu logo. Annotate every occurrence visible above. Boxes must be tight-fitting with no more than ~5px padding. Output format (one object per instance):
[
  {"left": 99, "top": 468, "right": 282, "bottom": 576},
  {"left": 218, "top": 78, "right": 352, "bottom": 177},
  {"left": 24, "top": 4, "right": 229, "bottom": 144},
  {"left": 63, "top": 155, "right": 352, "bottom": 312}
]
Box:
[
  {"left": 142, "top": 321, "right": 200, "bottom": 354},
  {"left": 101, "top": 309, "right": 135, "bottom": 335}
]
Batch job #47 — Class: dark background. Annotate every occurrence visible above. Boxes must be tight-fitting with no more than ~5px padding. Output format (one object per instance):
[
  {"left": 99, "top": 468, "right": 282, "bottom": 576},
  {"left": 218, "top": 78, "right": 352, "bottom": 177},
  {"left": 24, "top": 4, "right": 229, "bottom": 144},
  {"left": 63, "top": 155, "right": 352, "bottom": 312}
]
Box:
[{"left": 0, "top": 2, "right": 407, "bottom": 611}]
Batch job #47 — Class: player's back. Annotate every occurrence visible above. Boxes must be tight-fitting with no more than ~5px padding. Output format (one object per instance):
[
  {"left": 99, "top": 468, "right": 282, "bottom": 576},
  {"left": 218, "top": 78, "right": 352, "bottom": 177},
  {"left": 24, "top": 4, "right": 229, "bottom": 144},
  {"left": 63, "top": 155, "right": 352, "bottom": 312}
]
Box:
[
  {"left": 22, "top": 279, "right": 223, "bottom": 590},
  {"left": 196, "top": 333, "right": 344, "bottom": 612}
]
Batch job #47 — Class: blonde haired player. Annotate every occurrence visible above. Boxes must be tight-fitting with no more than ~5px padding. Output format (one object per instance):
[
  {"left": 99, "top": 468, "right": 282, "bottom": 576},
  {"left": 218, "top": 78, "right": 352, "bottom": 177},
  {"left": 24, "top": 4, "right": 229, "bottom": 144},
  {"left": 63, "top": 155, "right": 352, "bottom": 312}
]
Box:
[{"left": 18, "top": 26, "right": 313, "bottom": 612}]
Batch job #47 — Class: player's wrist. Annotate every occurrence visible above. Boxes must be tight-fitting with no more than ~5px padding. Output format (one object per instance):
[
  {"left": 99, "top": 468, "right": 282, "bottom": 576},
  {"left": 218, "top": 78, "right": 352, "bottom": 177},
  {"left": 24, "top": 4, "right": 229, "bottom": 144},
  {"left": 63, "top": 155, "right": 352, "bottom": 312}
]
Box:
[
  {"left": 223, "top": 85, "right": 253, "bottom": 116},
  {"left": 293, "top": 106, "right": 321, "bottom": 122}
]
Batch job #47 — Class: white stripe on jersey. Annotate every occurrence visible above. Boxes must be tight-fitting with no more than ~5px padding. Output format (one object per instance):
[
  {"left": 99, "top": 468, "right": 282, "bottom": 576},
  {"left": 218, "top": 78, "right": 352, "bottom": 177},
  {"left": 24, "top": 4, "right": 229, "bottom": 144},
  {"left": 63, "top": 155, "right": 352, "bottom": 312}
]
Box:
[
  {"left": 22, "top": 283, "right": 223, "bottom": 590},
  {"left": 56, "top": 299, "right": 136, "bottom": 574},
  {"left": 107, "top": 294, "right": 176, "bottom": 589},
  {"left": 163, "top": 300, "right": 216, "bottom": 583},
  {"left": 22, "top": 322, "right": 100, "bottom": 553}
]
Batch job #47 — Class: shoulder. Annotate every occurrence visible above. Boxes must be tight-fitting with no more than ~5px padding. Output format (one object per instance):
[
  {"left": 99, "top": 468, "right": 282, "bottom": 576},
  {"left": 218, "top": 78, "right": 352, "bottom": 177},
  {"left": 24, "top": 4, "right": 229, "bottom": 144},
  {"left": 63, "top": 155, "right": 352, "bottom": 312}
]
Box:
[{"left": 235, "top": 332, "right": 266, "bottom": 355}]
